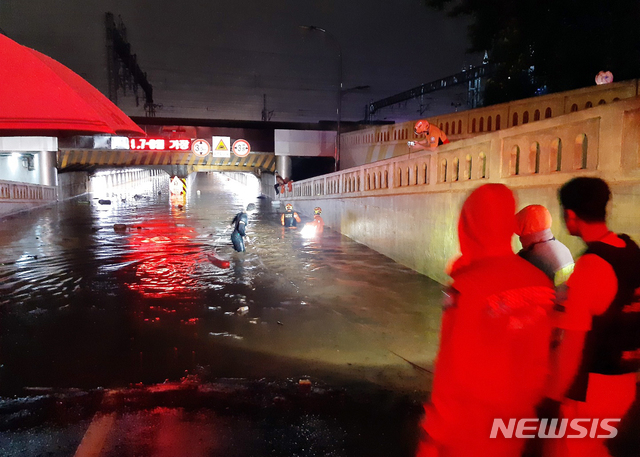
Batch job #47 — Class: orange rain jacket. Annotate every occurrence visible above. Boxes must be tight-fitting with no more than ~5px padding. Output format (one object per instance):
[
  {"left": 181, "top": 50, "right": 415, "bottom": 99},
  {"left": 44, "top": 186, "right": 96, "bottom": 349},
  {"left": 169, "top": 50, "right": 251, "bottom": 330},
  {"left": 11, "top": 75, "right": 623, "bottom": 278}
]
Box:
[{"left": 419, "top": 184, "right": 555, "bottom": 457}]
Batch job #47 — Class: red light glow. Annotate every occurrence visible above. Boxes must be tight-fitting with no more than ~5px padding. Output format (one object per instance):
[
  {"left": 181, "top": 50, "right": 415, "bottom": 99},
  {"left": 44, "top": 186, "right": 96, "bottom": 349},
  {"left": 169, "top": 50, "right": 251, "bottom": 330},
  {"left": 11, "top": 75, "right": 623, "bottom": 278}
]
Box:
[{"left": 129, "top": 138, "right": 193, "bottom": 151}]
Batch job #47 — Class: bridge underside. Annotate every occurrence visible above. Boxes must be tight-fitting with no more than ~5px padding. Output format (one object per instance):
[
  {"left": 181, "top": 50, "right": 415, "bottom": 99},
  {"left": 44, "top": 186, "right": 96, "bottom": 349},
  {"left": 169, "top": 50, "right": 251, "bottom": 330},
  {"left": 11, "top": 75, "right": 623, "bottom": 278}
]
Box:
[{"left": 58, "top": 149, "right": 276, "bottom": 177}]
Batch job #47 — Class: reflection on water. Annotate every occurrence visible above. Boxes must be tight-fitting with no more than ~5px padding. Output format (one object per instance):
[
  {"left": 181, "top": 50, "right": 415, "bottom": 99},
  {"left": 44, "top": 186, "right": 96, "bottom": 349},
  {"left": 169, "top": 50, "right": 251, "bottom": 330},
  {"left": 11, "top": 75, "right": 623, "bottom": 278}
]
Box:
[{"left": 0, "top": 173, "right": 442, "bottom": 395}]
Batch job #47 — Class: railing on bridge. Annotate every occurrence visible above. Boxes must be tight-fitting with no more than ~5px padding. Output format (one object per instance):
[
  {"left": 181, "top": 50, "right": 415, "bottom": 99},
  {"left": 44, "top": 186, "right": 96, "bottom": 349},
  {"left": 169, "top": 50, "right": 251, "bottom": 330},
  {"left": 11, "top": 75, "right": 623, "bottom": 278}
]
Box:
[
  {"left": 276, "top": 90, "right": 640, "bottom": 285},
  {"left": 0, "top": 180, "right": 57, "bottom": 201},
  {"left": 340, "top": 79, "right": 640, "bottom": 168},
  {"left": 279, "top": 95, "right": 640, "bottom": 200}
]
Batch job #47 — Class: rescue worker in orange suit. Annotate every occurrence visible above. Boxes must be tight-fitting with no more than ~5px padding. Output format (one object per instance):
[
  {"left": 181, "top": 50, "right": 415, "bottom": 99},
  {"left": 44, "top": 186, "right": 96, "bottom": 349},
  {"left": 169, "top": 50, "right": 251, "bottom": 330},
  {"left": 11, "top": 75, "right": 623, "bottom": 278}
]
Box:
[
  {"left": 310, "top": 207, "right": 324, "bottom": 234},
  {"left": 274, "top": 172, "right": 285, "bottom": 194},
  {"left": 516, "top": 204, "right": 575, "bottom": 287},
  {"left": 537, "top": 177, "right": 640, "bottom": 457},
  {"left": 417, "top": 184, "right": 555, "bottom": 457},
  {"left": 409, "top": 119, "right": 450, "bottom": 151},
  {"left": 275, "top": 175, "right": 294, "bottom": 194},
  {"left": 281, "top": 203, "right": 301, "bottom": 229},
  {"left": 515, "top": 205, "right": 575, "bottom": 457}
]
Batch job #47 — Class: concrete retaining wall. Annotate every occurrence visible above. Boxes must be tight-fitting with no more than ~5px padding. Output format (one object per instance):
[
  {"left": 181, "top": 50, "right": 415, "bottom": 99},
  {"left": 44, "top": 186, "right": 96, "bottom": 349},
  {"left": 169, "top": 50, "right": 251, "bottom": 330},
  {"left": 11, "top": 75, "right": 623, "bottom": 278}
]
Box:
[
  {"left": 58, "top": 171, "right": 90, "bottom": 200},
  {"left": 281, "top": 96, "right": 640, "bottom": 284},
  {"left": 0, "top": 169, "right": 161, "bottom": 220},
  {"left": 287, "top": 182, "right": 640, "bottom": 285},
  {"left": 0, "top": 179, "right": 57, "bottom": 219}
]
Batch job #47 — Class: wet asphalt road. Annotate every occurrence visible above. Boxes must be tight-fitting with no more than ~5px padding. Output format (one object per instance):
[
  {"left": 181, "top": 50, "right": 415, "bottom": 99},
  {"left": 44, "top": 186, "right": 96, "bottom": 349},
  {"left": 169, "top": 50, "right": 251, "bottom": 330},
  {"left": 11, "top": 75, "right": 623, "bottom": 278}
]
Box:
[
  {"left": 0, "top": 173, "right": 441, "bottom": 456},
  {"left": 3, "top": 173, "right": 639, "bottom": 456}
]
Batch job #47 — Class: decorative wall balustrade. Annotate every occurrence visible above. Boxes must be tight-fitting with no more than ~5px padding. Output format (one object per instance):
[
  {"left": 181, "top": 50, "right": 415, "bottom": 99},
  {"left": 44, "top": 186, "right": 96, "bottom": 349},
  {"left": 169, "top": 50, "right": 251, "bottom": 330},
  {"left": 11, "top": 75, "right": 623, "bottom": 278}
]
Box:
[
  {"left": 0, "top": 180, "right": 57, "bottom": 201},
  {"left": 278, "top": 96, "right": 640, "bottom": 201},
  {"left": 343, "top": 79, "right": 638, "bottom": 148}
]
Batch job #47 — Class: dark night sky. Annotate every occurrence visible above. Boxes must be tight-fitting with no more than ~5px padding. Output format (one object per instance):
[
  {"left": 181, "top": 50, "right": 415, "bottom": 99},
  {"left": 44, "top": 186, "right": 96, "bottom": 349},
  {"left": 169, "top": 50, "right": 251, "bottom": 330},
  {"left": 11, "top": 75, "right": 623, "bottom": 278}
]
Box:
[{"left": 1, "top": 0, "right": 481, "bottom": 123}]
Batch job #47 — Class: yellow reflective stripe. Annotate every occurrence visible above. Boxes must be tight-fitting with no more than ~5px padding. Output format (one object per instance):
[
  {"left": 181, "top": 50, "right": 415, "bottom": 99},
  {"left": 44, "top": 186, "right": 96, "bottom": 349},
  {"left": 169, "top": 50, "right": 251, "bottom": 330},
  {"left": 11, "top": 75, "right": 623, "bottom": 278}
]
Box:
[
  {"left": 554, "top": 263, "right": 575, "bottom": 287},
  {"left": 60, "top": 151, "right": 70, "bottom": 168}
]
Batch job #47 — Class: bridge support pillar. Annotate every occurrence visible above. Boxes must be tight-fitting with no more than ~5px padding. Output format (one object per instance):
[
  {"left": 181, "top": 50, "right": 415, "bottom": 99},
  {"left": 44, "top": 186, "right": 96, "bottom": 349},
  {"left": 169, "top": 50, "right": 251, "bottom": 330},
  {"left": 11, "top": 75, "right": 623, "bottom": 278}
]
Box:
[
  {"left": 276, "top": 156, "right": 291, "bottom": 180},
  {"left": 38, "top": 150, "right": 58, "bottom": 187}
]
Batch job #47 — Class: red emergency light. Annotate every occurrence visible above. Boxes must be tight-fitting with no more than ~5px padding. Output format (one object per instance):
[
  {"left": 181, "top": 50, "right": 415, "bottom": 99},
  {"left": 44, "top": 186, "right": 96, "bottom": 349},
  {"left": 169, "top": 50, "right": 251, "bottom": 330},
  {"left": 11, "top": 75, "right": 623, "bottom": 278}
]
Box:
[{"left": 129, "top": 138, "right": 193, "bottom": 151}]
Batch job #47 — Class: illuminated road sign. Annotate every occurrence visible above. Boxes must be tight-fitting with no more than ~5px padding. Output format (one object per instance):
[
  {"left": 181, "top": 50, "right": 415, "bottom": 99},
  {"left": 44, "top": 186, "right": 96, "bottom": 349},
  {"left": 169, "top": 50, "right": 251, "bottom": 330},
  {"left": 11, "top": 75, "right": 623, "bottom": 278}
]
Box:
[{"left": 129, "top": 138, "right": 193, "bottom": 151}]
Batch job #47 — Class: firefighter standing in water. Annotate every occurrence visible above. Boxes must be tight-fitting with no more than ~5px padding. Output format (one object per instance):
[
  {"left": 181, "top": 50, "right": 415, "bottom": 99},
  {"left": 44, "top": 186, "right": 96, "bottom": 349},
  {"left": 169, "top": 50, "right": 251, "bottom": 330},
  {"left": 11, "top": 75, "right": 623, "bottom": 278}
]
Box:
[
  {"left": 230, "top": 203, "right": 255, "bottom": 252},
  {"left": 309, "top": 207, "right": 324, "bottom": 234},
  {"left": 409, "top": 119, "right": 450, "bottom": 151},
  {"left": 417, "top": 184, "right": 555, "bottom": 457},
  {"left": 281, "top": 203, "right": 301, "bottom": 229}
]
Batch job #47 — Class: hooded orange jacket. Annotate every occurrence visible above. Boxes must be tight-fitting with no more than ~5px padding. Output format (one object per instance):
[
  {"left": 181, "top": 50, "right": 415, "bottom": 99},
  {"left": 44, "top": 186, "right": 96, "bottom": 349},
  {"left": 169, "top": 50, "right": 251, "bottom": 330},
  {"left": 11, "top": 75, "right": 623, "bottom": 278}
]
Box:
[{"left": 420, "top": 184, "right": 555, "bottom": 457}]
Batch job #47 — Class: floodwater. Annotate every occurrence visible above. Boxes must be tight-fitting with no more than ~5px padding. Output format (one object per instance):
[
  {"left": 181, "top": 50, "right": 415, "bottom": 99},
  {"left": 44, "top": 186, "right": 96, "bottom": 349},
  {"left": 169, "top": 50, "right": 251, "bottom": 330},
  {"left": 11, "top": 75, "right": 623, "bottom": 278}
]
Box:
[
  {"left": 0, "top": 173, "right": 441, "bottom": 456},
  {"left": 3, "top": 173, "right": 640, "bottom": 457},
  {"left": 0, "top": 173, "right": 442, "bottom": 393}
]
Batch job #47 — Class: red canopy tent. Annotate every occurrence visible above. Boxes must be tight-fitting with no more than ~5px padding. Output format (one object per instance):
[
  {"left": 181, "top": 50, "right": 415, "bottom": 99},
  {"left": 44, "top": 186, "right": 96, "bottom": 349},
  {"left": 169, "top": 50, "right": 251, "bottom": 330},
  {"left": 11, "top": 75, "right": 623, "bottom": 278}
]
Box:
[{"left": 0, "top": 33, "right": 145, "bottom": 137}]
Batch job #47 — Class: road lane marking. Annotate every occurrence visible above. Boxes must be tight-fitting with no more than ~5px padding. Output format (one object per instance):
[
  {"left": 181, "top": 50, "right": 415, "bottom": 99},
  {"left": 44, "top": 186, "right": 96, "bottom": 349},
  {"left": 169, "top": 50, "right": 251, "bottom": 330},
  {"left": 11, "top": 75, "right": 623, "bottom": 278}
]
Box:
[{"left": 74, "top": 412, "right": 116, "bottom": 457}]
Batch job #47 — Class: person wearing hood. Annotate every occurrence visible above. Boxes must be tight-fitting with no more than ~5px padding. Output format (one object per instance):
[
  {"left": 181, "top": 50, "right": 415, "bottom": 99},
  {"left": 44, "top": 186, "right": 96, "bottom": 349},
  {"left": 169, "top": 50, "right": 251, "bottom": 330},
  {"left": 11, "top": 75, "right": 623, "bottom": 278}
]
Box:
[
  {"left": 230, "top": 203, "right": 255, "bottom": 252},
  {"left": 516, "top": 205, "right": 574, "bottom": 287},
  {"left": 417, "top": 184, "right": 556, "bottom": 457}
]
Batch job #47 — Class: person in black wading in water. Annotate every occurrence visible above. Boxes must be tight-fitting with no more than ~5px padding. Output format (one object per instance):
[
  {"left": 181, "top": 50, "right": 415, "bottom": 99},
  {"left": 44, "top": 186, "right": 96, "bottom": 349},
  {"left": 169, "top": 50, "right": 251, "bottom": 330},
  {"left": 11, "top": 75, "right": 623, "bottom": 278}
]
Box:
[
  {"left": 230, "top": 203, "right": 255, "bottom": 252},
  {"left": 281, "top": 202, "right": 301, "bottom": 229}
]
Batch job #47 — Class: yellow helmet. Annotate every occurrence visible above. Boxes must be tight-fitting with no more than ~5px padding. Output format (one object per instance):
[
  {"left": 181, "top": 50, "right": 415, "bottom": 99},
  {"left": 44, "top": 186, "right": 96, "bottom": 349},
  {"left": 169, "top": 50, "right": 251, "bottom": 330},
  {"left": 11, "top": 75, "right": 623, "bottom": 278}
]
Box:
[{"left": 314, "top": 207, "right": 322, "bottom": 215}]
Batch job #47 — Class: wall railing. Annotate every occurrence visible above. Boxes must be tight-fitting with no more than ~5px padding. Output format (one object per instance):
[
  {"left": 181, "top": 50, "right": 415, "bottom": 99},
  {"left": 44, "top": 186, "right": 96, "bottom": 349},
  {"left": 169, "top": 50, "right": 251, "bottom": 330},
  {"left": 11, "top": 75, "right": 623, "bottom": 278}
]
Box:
[
  {"left": 342, "top": 79, "right": 639, "bottom": 148},
  {"left": 278, "top": 96, "right": 640, "bottom": 200},
  {"left": 0, "top": 180, "right": 57, "bottom": 201}
]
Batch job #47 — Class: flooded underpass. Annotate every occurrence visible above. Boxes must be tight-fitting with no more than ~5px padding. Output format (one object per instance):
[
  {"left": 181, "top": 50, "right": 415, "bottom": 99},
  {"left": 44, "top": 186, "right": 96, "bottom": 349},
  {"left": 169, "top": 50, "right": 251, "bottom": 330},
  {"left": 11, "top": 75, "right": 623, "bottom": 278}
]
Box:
[{"left": 0, "top": 172, "right": 443, "bottom": 456}]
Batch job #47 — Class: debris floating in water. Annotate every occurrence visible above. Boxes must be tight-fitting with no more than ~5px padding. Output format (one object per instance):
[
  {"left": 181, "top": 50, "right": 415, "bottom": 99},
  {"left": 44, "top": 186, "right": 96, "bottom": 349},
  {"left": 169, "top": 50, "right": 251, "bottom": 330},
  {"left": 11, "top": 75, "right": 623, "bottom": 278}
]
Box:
[
  {"left": 209, "top": 332, "right": 243, "bottom": 340},
  {"left": 237, "top": 306, "right": 249, "bottom": 316}
]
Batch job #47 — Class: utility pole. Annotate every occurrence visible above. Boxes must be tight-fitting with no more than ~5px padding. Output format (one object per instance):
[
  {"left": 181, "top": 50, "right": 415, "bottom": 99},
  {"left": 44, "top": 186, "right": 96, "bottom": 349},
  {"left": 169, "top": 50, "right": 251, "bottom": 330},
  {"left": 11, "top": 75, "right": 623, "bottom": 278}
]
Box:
[{"left": 261, "top": 94, "right": 273, "bottom": 121}]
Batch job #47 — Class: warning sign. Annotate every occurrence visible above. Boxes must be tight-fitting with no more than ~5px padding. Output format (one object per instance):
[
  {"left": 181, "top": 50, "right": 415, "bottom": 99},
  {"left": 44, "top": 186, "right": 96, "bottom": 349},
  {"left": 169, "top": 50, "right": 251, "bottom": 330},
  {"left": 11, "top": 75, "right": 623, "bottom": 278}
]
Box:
[
  {"left": 213, "top": 136, "right": 230, "bottom": 151},
  {"left": 211, "top": 136, "right": 231, "bottom": 158},
  {"left": 233, "top": 139, "right": 251, "bottom": 157},
  {"left": 191, "top": 139, "right": 211, "bottom": 157},
  {"left": 170, "top": 176, "right": 186, "bottom": 196}
]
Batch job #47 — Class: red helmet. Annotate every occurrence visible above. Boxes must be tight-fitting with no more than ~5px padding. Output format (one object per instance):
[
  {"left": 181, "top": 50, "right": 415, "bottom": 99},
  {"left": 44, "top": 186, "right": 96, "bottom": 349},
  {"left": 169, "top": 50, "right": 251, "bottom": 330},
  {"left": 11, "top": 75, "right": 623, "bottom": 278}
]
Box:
[
  {"left": 285, "top": 203, "right": 293, "bottom": 211},
  {"left": 414, "top": 120, "right": 430, "bottom": 135},
  {"left": 314, "top": 207, "right": 322, "bottom": 215}
]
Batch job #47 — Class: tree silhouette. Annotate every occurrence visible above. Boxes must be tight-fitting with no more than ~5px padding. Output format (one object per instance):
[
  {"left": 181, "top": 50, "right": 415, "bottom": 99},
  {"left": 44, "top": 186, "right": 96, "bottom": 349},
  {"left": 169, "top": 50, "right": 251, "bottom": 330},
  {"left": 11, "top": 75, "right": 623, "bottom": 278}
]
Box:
[{"left": 425, "top": 0, "right": 640, "bottom": 105}]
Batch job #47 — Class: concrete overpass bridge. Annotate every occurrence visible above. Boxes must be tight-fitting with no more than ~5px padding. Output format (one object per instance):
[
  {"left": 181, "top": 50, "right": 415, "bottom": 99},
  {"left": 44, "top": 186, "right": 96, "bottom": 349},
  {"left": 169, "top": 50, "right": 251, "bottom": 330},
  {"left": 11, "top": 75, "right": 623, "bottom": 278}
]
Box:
[{"left": 57, "top": 149, "right": 277, "bottom": 177}]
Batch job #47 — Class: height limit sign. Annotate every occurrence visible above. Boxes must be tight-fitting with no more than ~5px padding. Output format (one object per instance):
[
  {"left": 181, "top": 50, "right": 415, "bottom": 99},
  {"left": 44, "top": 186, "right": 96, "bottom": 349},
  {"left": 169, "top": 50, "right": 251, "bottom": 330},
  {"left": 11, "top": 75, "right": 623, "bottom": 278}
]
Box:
[{"left": 233, "top": 139, "right": 251, "bottom": 157}]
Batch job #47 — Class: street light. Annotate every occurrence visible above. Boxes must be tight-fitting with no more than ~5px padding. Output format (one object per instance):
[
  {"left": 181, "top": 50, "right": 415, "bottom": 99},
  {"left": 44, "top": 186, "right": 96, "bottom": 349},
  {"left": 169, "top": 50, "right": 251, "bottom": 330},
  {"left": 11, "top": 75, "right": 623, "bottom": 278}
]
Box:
[{"left": 300, "top": 25, "right": 342, "bottom": 172}]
